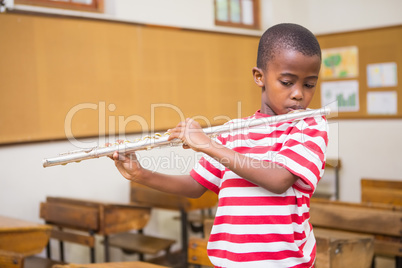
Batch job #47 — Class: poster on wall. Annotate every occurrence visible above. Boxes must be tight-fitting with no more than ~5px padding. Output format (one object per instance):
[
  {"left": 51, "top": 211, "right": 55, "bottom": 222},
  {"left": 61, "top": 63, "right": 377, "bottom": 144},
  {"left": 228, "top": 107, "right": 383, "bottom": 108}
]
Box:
[
  {"left": 321, "top": 46, "right": 359, "bottom": 79},
  {"left": 367, "top": 62, "right": 398, "bottom": 88},
  {"left": 367, "top": 91, "right": 397, "bottom": 115},
  {"left": 321, "top": 80, "right": 359, "bottom": 112}
]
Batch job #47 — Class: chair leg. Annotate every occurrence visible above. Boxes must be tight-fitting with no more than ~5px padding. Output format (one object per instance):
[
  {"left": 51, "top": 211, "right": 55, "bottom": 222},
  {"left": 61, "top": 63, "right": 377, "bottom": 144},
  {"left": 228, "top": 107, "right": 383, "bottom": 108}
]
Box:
[
  {"left": 181, "top": 209, "right": 188, "bottom": 268},
  {"left": 137, "top": 229, "right": 145, "bottom": 261},
  {"left": 370, "top": 255, "right": 375, "bottom": 268},
  {"left": 46, "top": 241, "right": 51, "bottom": 259},
  {"left": 57, "top": 226, "right": 65, "bottom": 262},
  {"left": 396, "top": 256, "right": 402, "bottom": 268},
  {"left": 59, "top": 240, "right": 64, "bottom": 262},
  {"left": 139, "top": 253, "right": 145, "bottom": 261},
  {"left": 45, "top": 221, "right": 52, "bottom": 260},
  {"left": 104, "top": 235, "right": 110, "bottom": 262},
  {"left": 89, "top": 230, "right": 95, "bottom": 263}
]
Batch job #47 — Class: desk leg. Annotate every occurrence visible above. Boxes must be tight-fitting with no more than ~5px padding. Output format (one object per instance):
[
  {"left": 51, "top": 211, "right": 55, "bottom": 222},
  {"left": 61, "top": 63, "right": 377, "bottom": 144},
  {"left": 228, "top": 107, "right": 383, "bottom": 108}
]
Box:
[{"left": 180, "top": 209, "right": 188, "bottom": 268}]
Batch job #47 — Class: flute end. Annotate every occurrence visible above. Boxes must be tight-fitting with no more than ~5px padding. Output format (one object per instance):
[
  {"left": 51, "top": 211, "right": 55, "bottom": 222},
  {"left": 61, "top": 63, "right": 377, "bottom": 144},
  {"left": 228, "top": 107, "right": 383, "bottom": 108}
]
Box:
[
  {"left": 42, "top": 159, "right": 49, "bottom": 168},
  {"left": 323, "top": 102, "right": 338, "bottom": 119}
]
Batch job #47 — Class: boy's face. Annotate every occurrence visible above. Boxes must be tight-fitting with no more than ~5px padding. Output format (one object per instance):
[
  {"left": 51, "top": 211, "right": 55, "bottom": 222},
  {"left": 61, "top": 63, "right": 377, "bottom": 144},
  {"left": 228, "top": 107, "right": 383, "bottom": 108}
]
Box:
[{"left": 252, "top": 49, "right": 321, "bottom": 116}]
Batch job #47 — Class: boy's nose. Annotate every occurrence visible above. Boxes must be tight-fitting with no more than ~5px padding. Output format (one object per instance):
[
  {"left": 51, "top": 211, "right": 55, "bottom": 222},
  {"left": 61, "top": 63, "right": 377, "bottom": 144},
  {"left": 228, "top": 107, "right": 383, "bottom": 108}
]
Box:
[{"left": 290, "top": 87, "right": 303, "bottom": 100}]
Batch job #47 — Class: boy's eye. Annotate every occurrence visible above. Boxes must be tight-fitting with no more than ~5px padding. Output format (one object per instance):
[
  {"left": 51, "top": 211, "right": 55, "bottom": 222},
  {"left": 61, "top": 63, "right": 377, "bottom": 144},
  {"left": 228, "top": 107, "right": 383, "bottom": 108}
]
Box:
[
  {"left": 304, "top": 84, "right": 316, "bottom": 89},
  {"left": 280, "top": 81, "right": 292, "bottom": 86}
]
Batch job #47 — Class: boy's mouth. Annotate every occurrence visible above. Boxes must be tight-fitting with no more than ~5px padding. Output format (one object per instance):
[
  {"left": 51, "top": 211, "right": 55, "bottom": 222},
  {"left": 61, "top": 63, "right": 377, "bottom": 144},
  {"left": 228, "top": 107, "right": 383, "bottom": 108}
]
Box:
[{"left": 288, "top": 106, "right": 305, "bottom": 112}]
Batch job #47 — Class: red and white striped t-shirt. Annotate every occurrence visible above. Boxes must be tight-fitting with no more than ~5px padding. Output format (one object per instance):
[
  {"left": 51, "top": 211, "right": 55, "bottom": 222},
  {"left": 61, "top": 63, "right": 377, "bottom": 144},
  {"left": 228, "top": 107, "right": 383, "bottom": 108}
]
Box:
[{"left": 190, "top": 110, "right": 328, "bottom": 268}]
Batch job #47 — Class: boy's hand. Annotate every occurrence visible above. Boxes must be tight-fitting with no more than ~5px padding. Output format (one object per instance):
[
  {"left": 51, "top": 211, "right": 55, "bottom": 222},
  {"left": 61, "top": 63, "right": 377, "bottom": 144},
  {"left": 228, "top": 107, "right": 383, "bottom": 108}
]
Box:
[
  {"left": 106, "top": 140, "right": 142, "bottom": 181},
  {"left": 112, "top": 151, "right": 143, "bottom": 181},
  {"left": 167, "top": 118, "right": 212, "bottom": 152}
]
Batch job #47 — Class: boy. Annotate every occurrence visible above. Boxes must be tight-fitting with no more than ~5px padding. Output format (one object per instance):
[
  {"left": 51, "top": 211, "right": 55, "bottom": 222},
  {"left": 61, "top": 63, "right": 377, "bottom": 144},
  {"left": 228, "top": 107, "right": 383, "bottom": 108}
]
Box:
[{"left": 112, "top": 23, "right": 328, "bottom": 267}]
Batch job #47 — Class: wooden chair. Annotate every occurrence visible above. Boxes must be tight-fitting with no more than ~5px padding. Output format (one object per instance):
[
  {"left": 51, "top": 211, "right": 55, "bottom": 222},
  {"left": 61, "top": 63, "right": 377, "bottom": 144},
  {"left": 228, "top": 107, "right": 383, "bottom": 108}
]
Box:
[
  {"left": 314, "top": 158, "right": 342, "bottom": 200},
  {"left": 187, "top": 219, "right": 213, "bottom": 267},
  {"left": 187, "top": 238, "right": 212, "bottom": 267},
  {"left": 40, "top": 199, "right": 99, "bottom": 263},
  {"left": 105, "top": 231, "right": 176, "bottom": 263},
  {"left": 361, "top": 178, "right": 402, "bottom": 206},
  {"left": 129, "top": 182, "right": 218, "bottom": 268},
  {"left": 39, "top": 196, "right": 151, "bottom": 263},
  {"left": 24, "top": 256, "right": 65, "bottom": 268}
]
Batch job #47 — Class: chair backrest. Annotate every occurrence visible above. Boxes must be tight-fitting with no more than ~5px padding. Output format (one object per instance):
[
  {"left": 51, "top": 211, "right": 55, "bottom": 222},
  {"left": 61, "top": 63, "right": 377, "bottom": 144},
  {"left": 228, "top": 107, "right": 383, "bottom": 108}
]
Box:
[
  {"left": 40, "top": 196, "right": 151, "bottom": 235},
  {"left": 39, "top": 197, "right": 99, "bottom": 251},
  {"left": 187, "top": 237, "right": 213, "bottom": 267},
  {"left": 40, "top": 200, "right": 99, "bottom": 231},
  {"left": 130, "top": 182, "right": 217, "bottom": 211},
  {"left": 361, "top": 178, "right": 402, "bottom": 206}
]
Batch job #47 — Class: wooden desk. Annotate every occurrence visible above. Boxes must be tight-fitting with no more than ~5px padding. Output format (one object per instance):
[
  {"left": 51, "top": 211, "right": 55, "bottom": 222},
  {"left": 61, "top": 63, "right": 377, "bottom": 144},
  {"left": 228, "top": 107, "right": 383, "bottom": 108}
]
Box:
[
  {"left": 315, "top": 228, "right": 374, "bottom": 268},
  {"left": 0, "top": 215, "right": 51, "bottom": 256},
  {"left": 53, "top": 261, "right": 168, "bottom": 268},
  {"left": 361, "top": 178, "right": 402, "bottom": 267},
  {"left": 130, "top": 182, "right": 218, "bottom": 268},
  {"left": 40, "top": 197, "right": 152, "bottom": 262},
  {"left": 0, "top": 215, "right": 52, "bottom": 267}
]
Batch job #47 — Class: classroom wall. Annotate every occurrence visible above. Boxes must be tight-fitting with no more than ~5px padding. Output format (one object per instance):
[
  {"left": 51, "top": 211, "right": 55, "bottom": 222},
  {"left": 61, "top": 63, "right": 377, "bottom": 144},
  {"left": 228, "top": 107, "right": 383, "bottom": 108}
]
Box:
[
  {"left": 7, "top": 0, "right": 402, "bottom": 35},
  {"left": 1, "top": 0, "right": 402, "bottom": 263},
  {"left": 108, "top": 0, "right": 402, "bottom": 35}
]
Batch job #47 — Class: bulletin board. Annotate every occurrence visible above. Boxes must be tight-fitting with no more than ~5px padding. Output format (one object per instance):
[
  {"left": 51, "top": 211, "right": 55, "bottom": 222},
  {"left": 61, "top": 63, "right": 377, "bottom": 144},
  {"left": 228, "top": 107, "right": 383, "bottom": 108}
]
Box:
[
  {"left": 309, "top": 25, "right": 402, "bottom": 119},
  {"left": 0, "top": 13, "right": 261, "bottom": 144}
]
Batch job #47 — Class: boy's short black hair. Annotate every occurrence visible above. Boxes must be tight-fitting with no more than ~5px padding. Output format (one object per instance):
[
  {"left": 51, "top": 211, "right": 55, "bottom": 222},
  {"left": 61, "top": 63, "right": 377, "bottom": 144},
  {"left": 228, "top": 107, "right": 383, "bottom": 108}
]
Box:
[{"left": 257, "top": 23, "right": 321, "bottom": 70}]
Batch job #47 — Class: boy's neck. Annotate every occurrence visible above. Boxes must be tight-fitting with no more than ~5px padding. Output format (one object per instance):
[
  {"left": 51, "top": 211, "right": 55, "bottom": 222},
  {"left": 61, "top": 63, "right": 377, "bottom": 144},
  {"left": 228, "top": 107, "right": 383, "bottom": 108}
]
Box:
[{"left": 260, "top": 103, "right": 276, "bottom": 116}]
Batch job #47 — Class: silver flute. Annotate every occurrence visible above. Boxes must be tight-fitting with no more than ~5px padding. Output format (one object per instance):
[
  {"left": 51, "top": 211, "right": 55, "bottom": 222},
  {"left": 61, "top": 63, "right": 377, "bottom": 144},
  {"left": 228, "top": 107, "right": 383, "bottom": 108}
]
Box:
[{"left": 42, "top": 107, "right": 330, "bottom": 168}]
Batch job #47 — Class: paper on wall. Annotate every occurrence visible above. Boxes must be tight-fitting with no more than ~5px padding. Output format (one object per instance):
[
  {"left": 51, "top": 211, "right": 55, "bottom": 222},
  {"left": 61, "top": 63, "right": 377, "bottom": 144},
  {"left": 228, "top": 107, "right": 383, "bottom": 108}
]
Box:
[
  {"left": 321, "top": 80, "right": 359, "bottom": 112},
  {"left": 367, "top": 62, "right": 398, "bottom": 88},
  {"left": 321, "top": 46, "right": 359, "bottom": 79},
  {"left": 367, "top": 91, "right": 397, "bottom": 115}
]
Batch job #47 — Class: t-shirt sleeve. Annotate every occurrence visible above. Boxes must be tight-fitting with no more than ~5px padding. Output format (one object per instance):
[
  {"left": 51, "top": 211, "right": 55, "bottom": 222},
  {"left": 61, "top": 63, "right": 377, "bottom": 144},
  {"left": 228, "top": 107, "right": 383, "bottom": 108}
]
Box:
[
  {"left": 190, "top": 138, "right": 225, "bottom": 194},
  {"left": 272, "top": 115, "right": 329, "bottom": 194}
]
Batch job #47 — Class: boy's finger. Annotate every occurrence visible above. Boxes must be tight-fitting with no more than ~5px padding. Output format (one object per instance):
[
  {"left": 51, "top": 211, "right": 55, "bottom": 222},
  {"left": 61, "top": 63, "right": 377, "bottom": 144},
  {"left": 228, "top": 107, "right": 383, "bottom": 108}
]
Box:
[
  {"left": 127, "top": 152, "right": 137, "bottom": 161},
  {"left": 113, "top": 151, "right": 126, "bottom": 161},
  {"left": 182, "top": 144, "right": 190, "bottom": 149}
]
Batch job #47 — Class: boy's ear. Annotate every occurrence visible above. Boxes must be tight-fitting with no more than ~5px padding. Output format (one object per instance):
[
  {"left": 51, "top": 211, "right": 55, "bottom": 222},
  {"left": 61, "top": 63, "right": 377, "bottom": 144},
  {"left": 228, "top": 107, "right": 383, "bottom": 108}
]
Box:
[{"left": 252, "top": 67, "right": 264, "bottom": 87}]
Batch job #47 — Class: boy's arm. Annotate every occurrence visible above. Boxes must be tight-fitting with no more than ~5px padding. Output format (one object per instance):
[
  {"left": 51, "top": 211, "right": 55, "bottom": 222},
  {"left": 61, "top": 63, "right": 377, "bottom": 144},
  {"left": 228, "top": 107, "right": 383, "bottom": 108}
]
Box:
[
  {"left": 112, "top": 152, "right": 208, "bottom": 198},
  {"left": 168, "top": 118, "right": 298, "bottom": 194},
  {"left": 201, "top": 144, "right": 297, "bottom": 194}
]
